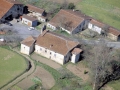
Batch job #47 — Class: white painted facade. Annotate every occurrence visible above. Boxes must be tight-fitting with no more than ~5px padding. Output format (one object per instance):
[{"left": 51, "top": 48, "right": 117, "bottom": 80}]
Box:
[
  {"left": 71, "top": 53, "right": 80, "bottom": 63},
  {"left": 22, "top": 18, "right": 38, "bottom": 27},
  {"left": 35, "top": 45, "right": 65, "bottom": 65},
  {"left": 20, "top": 44, "right": 34, "bottom": 55},
  {"left": 47, "top": 20, "right": 88, "bottom": 34},
  {"left": 88, "top": 23, "right": 102, "bottom": 34},
  {"left": 47, "top": 23, "right": 56, "bottom": 30}
]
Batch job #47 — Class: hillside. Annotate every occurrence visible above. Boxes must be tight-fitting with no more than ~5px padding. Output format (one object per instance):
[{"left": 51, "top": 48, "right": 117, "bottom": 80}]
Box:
[{"left": 76, "top": 0, "right": 120, "bottom": 30}]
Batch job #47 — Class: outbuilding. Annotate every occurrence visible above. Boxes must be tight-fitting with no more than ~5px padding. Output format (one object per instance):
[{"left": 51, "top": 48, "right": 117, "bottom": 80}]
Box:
[{"left": 22, "top": 15, "right": 38, "bottom": 27}]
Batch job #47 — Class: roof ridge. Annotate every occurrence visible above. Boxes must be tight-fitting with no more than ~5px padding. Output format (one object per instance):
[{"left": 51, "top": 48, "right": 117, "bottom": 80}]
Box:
[{"left": 62, "top": 9, "right": 84, "bottom": 20}]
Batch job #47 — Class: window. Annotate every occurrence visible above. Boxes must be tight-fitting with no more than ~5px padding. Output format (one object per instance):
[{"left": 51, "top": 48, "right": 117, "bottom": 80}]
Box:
[
  {"left": 50, "top": 52, "right": 52, "bottom": 55},
  {"left": 40, "top": 48, "right": 42, "bottom": 51},
  {"left": 54, "top": 54, "right": 56, "bottom": 57},
  {"left": 45, "top": 49, "right": 47, "bottom": 53}
]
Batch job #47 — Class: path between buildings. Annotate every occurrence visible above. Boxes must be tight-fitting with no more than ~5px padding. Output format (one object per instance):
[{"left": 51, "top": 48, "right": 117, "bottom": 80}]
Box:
[
  {"left": 1, "top": 49, "right": 35, "bottom": 90},
  {"left": 31, "top": 53, "right": 62, "bottom": 70}
]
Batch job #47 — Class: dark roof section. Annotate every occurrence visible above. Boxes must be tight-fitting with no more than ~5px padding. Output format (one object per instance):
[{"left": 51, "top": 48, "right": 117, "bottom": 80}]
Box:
[{"left": 0, "top": 0, "right": 14, "bottom": 19}]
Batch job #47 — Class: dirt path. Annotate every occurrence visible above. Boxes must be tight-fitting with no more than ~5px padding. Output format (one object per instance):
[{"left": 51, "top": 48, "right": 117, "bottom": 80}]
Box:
[
  {"left": 31, "top": 53, "right": 61, "bottom": 70},
  {"left": 66, "top": 63, "right": 90, "bottom": 82},
  {"left": 17, "top": 66, "right": 55, "bottom": 90},
  {"left": 1, "top": 49, "right": 35, "bottom": 90}
]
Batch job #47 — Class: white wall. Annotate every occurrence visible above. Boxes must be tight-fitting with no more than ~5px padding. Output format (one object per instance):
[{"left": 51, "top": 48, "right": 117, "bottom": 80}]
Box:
[
  {"left": 20, "top": 44, "right": 30, "bottom": 55},
  {"left": 47, "top": 23, "right": 56, "bottom": 30},
  {"left": 88, "top": 23, "right": 102, "bottom": 34},
  {"left": 35, "top": 45, "right": 65, "bottom": 65},
  {"left": 71, "top": 53, "right": 80, "bottom": 63}
]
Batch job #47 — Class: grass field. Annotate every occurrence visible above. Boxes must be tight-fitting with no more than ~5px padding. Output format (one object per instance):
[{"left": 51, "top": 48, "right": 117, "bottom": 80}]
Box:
[
  {"left": 0, "top": 47, "right": 27, "bottom": 88},
  {"left": 76, "top": 0, "right": 120, "bottom": 30},
  {"left": 108, "top": 80, "right": 120, "bottom": 90}
]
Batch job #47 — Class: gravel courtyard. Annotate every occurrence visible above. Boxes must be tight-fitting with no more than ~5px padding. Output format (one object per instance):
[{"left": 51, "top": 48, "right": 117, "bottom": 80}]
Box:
[{"left": 0, "top": 19, "right": 40, "bottom": 39}]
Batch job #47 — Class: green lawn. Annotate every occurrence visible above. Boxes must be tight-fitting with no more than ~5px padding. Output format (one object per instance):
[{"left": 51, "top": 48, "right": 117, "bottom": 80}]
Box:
[
  {"left": 108, "top": 80, "right": 120, "bottom": 90},
  {"left": 76, "top": 0, "right": 120, "bottom": 30},
  {"left": 0, "top": 47, "right": 27, "bottom": 88}
]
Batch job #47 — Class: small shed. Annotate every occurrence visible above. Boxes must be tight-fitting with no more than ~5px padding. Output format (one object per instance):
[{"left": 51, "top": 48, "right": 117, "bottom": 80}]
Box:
[
  {"left": 107, "top": 27, "right": 120, "bottom": 41},
  {"left": 20, "top": 36, "right": 36, "bottom": 55},
  {"left": 71, "top": 48, "right": 82, "bottom": 63},
  {"left": 22, "top": 15, "right": 38, "bottom": 27}
]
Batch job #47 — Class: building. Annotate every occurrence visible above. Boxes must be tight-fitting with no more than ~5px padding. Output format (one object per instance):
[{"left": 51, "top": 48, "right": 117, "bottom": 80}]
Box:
[
  {"left": 88, "top": 19, "right": 105, "bottom": 34},
  {"left": 107, "top": 27, "right": 120, "bottom": 41},
  {"left": 22, "top": 15, "right": 38, "bottom": 27},
  {"left": 47, "top": 9, "right": 90, "bottom": 34},
  {"left": 0, "top": 0, "right": 24, "bottom": 23},
  {"left": 27, "top": 4, "right": 46, "bottom": 22},
  {"left": 35, "top": 30, "right": 82, "bottom": 65},
  {"left": 20, "top": 36, "right": 36, "bottom": 55}
]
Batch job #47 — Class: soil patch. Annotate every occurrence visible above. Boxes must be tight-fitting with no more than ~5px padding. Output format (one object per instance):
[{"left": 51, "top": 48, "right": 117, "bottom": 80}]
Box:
[
  {"left": 17, "top": 66, "right": 55, "bottom": 90},
  {"left": 66, "top": 63, "right": 90, "bottom": 82}
]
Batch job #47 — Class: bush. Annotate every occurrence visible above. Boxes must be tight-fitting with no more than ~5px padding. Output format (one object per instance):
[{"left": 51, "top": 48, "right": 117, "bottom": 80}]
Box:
[{"left": 68, "top": 3, "right": 75, "bottom": 9}]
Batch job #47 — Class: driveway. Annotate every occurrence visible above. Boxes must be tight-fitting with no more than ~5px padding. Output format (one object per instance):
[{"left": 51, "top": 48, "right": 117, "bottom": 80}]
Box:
[{"left": 0, "top": 19, "right": 40, "bottom": 39}]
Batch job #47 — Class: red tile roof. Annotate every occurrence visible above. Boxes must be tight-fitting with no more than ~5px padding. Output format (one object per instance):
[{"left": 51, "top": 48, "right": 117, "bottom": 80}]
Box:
[
  {"left": 21, "top": 36, "right": 36, "bottom": 47},
  {"left": 89, "top": 19, "right": 105, "bottom": 28},
  {"left": 22, "top": 14, "right": 37, "bottom": 21},
  {"left": 108, "top": 27, "right": 120, "bottom": 36},
  {"left": 27, "top": 4, "right": 44, "bottom": 14},
  {"left": 0, "top": 0, "right": 23, "bottom": 19},
  {"left": 36, "top": 30, "right": 79, "bottom": 55},
  {"left": 0, "top": 0, "right": 14, "bottom": 19},
  {"left": 72, "top": 48, "right": 82, "bottom": 55},
  {"left": 48, "top": 9, "right": 85, "bottom": 32}
]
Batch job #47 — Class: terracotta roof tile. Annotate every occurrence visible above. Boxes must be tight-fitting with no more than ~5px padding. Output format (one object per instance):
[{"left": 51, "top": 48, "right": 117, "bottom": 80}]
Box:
[
  {"left": 48, "top": 9, "right": 85, "bottom": 32},
  {"left": 0, "top": 0, "right": 14, "bottom": 19},
  {"left": 22, "top": 14, "right": 37, "bottom": 21},
  {"left": 72, "top": 48, "right": 82, "bottom": 55},
  {"left": 89, "top": 19, "right": 105, "bottom": 28},
  {"left": 108, "top": 27, "right": 120, "bottom": 36},
  {"left": 21, "top": 36, "right": 36, "bottom": 47},
  {"left": 36, "top": 30, "right": 79, "bottom": 55},
  {"left": 27, "top": 4, "right": 44, "bottom": 14}
]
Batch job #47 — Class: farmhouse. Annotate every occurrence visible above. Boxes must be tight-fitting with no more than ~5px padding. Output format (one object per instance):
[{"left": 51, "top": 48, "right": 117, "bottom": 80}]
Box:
[
  {"left": 47, "top": 9, "right": 90, "bottom": 34},
  {"left": 27, "top": 4, "right": 46, "bottom": 22},
  {"left": 88, "top": 19, "right": 105, "bottom": 34},
  {"left": 22, "top": 14, "right": 38, "bottom": 27},
  {"left": 107, "top": 27, "right": 120, "bottom": 41},
  {"left": 0, "top": 0, "right": 24, "bottom": 23},
  {"left": 35, "top": 30, "right": 82, "bottom": 65},
  {"left": 20, "top": 36, "right": 36, "bottom": 55}
]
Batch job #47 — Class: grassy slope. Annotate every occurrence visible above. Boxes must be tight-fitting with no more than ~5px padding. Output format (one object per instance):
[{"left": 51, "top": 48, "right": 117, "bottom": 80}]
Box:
[
  {"left": 0, "top": 47, "right": 27, "bottom": 87},
  {"left": 76, "top": 0, "right": 120, "bottom": 30},
  {"left": 108, "top": 80, "right": 120, "bottom": 90}
]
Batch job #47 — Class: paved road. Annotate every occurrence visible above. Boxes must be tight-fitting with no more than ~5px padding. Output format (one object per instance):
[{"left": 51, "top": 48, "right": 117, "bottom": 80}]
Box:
[
  {"left": 0, "top": 20, "right": 40, "bottom": 39},
  {"left": 81, "top": 39, "right": 120, "bottom": 49}
]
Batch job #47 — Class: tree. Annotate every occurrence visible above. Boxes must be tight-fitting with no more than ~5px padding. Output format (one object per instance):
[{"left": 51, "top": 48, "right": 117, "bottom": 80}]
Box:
[
  {"left": 83, "top": 40, "right": 113, "bottom": 90},
  {"left": 68, "top": 3, "right": 75, "bottom": 9}
]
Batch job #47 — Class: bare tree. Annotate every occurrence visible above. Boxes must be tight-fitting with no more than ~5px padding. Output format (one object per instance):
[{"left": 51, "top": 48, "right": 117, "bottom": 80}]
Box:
[{"left": 83, "top": 40, "right": 113, "bottom": 90}]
